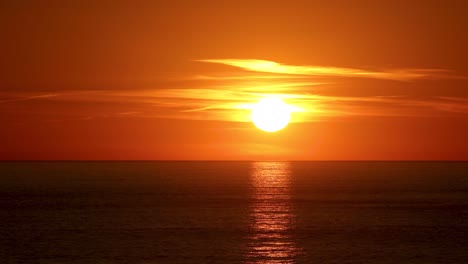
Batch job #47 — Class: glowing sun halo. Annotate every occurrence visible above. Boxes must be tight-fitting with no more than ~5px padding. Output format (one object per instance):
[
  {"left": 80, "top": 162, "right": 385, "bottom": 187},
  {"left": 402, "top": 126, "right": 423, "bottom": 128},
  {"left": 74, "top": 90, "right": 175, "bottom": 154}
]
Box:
[{"left": 251, "top": 98, "right": 291, "bottom": 132}]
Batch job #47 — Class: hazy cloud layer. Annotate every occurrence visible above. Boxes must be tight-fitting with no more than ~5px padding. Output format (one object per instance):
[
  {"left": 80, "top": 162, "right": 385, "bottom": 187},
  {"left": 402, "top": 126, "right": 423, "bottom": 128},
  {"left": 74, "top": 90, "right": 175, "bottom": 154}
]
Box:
[
  {"left": 1, "top": 59, "right": 466, "bottom": 124},
  {"left": 2, "top": 90, "right": 467, "bottom": 124}
]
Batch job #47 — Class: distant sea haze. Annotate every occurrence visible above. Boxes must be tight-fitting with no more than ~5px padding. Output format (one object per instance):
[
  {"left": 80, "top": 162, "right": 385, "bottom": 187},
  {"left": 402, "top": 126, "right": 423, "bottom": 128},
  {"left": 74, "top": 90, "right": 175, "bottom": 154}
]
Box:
[{"left": 1, "top": 161, "right": 467, "bottom": 263}]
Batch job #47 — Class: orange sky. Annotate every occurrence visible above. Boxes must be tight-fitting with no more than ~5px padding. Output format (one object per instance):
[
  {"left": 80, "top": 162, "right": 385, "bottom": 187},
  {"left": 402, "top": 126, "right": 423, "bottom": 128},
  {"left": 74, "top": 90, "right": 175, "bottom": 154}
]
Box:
[{"left": 1, "top": 1, "right": 467, "bottom": 160}]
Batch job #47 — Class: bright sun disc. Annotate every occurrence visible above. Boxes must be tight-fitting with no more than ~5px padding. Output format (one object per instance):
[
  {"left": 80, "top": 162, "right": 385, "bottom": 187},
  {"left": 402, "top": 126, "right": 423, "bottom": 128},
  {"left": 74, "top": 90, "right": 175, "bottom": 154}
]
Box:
[{"left": 251, "top": 98, "right": 291, "bottom": 132}]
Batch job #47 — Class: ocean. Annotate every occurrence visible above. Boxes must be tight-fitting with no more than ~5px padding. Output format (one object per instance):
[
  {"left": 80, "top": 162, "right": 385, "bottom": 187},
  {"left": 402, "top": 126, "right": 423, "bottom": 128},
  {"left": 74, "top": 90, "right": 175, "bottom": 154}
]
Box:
[{"left": 1, "top": 161, "right": 467, "bottom": 263}]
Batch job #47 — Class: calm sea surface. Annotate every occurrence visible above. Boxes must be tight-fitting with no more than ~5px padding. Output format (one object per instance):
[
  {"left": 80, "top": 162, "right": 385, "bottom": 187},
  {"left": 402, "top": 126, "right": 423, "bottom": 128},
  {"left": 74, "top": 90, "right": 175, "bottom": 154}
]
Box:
[{"left": 1, "top": 161, "right": 467, "bottom": 263}]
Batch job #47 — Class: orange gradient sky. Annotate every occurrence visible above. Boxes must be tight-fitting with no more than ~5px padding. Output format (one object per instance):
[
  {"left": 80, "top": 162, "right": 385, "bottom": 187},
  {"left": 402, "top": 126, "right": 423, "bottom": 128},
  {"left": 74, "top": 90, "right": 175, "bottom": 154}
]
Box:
[{"left": 1, "top": 1, "right": 467, "bottom": 160}]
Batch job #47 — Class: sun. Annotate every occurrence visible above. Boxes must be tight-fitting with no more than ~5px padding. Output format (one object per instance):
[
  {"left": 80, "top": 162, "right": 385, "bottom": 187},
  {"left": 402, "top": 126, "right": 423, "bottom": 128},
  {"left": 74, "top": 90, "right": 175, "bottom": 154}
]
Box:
[{"left": 251, "top": 98, "right": 291, "bottom": 132}]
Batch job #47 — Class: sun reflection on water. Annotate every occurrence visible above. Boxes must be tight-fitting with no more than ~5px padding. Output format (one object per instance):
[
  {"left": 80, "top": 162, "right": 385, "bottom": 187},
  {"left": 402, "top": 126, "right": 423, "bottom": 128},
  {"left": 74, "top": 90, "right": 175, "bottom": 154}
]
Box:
[{"left": 245, "top": 162, "right": 301, "bottom": 264}]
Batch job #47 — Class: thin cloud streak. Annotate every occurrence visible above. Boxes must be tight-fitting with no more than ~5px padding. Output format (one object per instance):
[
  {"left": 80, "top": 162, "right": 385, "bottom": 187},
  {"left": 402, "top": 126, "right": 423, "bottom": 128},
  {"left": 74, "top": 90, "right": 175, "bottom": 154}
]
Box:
[
  {"left": 199, "top": 59, "right": 450, "bottom": 81},
  {"left": 193, "top": 74, "right": 306, "bottom": 80},
  {"left": 0, "top": 93, "right": 59, "bottom": 103},
  {"left": 0, "top": 91, "right": 102, "bottom": 103}
]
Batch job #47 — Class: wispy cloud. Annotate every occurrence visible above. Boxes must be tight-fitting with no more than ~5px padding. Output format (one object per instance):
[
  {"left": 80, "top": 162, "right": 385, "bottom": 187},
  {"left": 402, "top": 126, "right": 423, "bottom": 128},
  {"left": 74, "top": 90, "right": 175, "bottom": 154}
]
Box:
[
  {"left": 0, "top": 91, "right": 101, "bottom": 104},
  {"left": 0, "top": 93, "right": 59, "bottom": 103},
  {"left": 199, "top": 59, "right": 450, "bottom": 81},
  {"left": 193, "top": 74, "right": 304, "bottom": 80}
]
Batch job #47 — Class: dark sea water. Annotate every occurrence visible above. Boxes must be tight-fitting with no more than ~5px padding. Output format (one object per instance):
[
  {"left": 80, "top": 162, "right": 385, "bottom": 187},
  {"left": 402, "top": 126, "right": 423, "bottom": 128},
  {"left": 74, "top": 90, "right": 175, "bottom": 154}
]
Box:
[{"left": 1, "top": 161, "right": 467, "bottom": 264}]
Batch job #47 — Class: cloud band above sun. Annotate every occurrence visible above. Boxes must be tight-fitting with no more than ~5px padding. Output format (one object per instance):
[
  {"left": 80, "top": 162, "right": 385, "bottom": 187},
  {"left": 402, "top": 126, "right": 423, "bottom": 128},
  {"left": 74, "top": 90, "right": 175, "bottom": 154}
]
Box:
[{"left": 198, "top": 59, "right": 449, "bottom": 81}]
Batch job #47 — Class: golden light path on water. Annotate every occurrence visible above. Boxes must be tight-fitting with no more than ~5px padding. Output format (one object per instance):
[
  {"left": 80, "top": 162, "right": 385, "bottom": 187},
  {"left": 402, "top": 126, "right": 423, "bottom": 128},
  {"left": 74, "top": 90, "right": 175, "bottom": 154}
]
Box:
[{"left": 245, "top": 162, "right": 302, "bottom": 263}]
